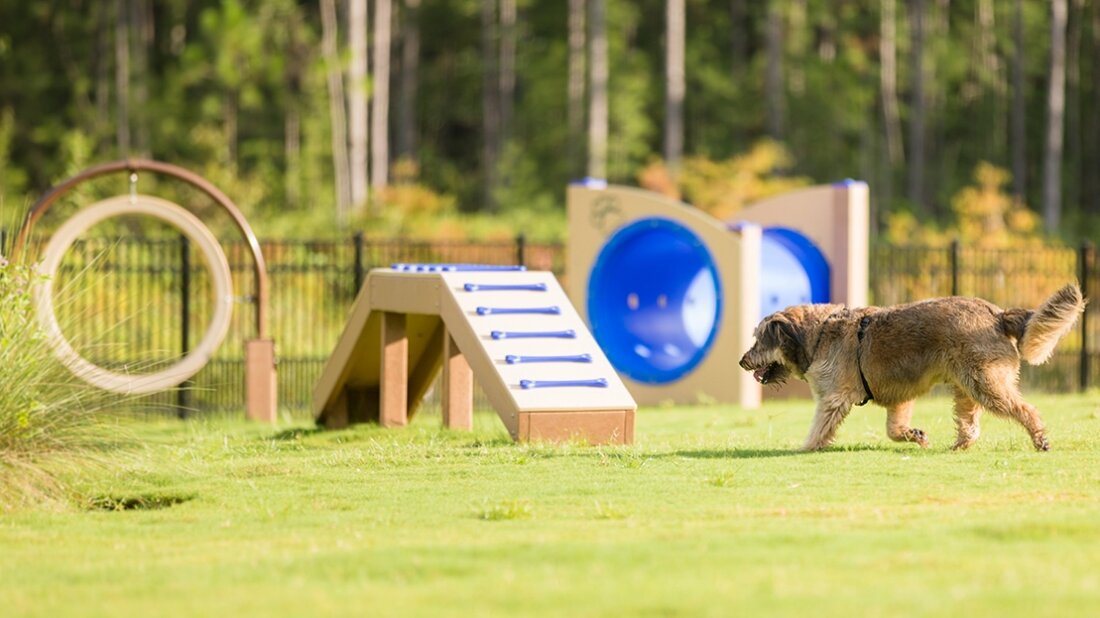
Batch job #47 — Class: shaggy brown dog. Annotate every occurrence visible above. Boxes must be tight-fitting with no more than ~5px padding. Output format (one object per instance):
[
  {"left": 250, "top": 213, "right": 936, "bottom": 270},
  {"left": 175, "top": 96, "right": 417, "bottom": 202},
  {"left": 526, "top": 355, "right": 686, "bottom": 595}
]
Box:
[{"left": 739, "top": 284, "right": 1085, "bottom": 451}]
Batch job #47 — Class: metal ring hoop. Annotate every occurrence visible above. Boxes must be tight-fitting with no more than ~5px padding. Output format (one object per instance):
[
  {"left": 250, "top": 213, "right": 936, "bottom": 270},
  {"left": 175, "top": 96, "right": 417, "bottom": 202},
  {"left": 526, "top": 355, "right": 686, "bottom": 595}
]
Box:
[
  {"left": 33, "top": 195, "right": 234, "bottom": 395},
  {"left": 14, "top": 158, "right": 270, "bottom": 340}
]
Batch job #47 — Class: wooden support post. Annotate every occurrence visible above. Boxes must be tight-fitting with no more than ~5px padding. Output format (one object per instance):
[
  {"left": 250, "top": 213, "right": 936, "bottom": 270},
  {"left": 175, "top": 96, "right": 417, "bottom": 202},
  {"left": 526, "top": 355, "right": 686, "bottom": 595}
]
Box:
[
  {"left": 244, "top": 339, "right": 277, "bottom": 423},
  {"left": 379, "top": 312, "right": 408, "bottom": 427},
  {"left": 442, "top": 332, "right": 473, "bottom": 431}
]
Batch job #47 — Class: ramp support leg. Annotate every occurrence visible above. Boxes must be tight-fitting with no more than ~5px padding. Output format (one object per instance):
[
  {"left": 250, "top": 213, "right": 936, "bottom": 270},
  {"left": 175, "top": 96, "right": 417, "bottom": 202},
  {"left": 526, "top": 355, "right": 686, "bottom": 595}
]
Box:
[
  {"left": 379, "top": 311, "right": 408, "bottom": 427},
  {"left": 442, "top": 332, "right": 473, "bottom": 430}
]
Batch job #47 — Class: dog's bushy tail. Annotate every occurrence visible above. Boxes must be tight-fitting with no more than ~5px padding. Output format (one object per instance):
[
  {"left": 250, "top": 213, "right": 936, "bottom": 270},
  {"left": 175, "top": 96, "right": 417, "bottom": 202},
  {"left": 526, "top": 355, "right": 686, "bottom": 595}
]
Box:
[{"left": 1009, "top": 284, "right": 1086, "bottom": 365}]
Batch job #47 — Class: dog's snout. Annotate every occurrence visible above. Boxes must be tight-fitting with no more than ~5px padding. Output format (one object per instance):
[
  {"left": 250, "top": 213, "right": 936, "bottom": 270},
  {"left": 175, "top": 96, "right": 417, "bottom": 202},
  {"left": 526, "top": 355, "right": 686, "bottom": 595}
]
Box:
[{"left": 739, "top": 353, "right": 750, "bottom": 369}]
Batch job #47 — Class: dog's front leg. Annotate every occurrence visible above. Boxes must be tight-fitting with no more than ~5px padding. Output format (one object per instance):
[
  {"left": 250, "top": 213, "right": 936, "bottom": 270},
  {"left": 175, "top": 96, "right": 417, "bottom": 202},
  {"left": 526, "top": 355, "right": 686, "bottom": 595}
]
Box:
[
  {"left": 886, "top": 400, "right": 929, "bottom": 448},
  {"left": 801, "top": 398, "right": 852, "bottom": 451}
]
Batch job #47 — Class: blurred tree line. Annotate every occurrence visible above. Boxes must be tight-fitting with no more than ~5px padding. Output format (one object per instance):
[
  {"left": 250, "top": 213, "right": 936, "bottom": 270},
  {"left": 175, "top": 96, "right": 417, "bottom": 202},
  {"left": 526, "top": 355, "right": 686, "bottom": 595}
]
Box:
[{"left": 0, "top": 0, "right": 1096, "bottom": 243}]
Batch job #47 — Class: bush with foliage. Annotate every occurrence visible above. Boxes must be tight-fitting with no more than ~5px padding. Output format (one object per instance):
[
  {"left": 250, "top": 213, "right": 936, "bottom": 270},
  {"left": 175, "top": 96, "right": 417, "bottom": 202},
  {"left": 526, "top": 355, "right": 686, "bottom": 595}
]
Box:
[
  {"left": 0, "top": 254, "right": 117, "bottom": 511},
  {"left": 884, "top": 162, "right": 1048, "bottom": 248},
  {"left": 638, "top": 140, "right": 812, "bottom": 219}
]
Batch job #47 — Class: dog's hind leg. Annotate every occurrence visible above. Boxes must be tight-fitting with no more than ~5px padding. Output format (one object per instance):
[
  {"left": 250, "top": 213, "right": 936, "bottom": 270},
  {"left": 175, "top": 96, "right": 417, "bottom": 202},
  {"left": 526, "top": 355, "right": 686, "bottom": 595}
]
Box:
[
  {"left": 802, "top": 399, "right": 852, "bottom": 451},
  {"left": 885, "top": 400, "right": 928, "bottom": 447},
  {"left": 961, "top": 367, "right": 1050, "bottom": 451},
  {"left": 951, "top": 386, "right": 983, "bottom": 450},
  {"left": 999, "top": 396, "right": 1049, "bottom": 451}
]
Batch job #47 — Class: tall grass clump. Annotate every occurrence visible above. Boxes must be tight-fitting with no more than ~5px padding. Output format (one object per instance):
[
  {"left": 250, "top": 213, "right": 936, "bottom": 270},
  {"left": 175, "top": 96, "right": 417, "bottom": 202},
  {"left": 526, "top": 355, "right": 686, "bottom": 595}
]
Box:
[{"left": 0, "top": 255, "right": 117, "bottom": 511}]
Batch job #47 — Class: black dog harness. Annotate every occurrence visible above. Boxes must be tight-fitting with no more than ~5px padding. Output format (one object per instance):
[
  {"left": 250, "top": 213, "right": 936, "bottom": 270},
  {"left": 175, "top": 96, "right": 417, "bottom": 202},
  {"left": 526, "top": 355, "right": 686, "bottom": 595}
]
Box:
[{"left": 855, "top": 316, "right": 875, "bottom": 406}]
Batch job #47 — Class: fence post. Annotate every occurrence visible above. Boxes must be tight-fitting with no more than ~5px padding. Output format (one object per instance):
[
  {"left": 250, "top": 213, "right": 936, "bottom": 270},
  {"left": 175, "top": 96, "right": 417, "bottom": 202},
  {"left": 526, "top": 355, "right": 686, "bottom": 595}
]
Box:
[
  {"left": 353, "top": 231, "right": 365, "bottom": 292},
  {"left": 178, "top": 234, "right": 192, "bottom": 416},
  {"left": 949, "top": 239, "right": 960, "bottom": 296},
  {"left": 515, "top": 233, "right": 526, "bottom": 267},
  {"left": 1080, "top": 242, "right": 1093, "bottom": 392}
]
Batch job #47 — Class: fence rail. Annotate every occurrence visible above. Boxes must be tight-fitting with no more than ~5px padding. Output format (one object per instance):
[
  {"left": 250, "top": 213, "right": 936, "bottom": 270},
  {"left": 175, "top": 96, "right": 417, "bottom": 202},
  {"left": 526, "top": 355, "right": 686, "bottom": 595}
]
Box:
[
  {"left": 34, "top": 233, "right": 561, "bottom": 415},
  {"left": 13, "top": 233, "right": 1099, "bottom": 415}
]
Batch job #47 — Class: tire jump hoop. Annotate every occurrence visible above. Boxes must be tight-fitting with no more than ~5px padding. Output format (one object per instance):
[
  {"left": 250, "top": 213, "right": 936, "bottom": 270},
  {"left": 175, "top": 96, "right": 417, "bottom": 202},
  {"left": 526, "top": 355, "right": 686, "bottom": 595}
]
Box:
[
  {"left": 35, "top": 195, "right": 233, "bottom": 394},
  {"left": 14, "top": 159, "right": 278, "bottom": 422}
]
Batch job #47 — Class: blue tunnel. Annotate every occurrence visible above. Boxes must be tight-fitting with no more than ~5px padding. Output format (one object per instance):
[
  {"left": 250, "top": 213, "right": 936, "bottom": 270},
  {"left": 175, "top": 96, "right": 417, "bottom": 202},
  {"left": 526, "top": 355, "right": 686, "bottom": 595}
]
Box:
[{"left": 587, "top": 217, "right": 830, "bottom": 385}]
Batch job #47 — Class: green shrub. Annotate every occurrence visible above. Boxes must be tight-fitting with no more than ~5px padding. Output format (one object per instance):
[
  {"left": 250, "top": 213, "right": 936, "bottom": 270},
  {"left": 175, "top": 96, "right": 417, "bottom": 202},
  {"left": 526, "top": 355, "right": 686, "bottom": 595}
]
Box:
[
  {"left": 639, "top": 140, "right": 813, "bottom": 219},
  {"left": 0, "top": 256, "right": 118, "bottom": 511}
]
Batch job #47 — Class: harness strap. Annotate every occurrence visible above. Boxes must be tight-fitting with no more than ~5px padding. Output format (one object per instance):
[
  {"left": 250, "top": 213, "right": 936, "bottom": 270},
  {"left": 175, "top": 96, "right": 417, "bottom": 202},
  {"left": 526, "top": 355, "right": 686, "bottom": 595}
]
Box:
[{"left": 855, "top": 316, "right": 875, "bottom": 406}]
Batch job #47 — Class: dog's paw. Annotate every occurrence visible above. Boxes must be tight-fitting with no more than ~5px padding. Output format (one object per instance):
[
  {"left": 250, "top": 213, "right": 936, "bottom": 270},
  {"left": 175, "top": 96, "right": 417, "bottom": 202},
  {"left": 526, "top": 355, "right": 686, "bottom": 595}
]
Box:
[
  {"left": 906, "top": 428, "right": 929, "bottom": 448},
  {"left": 1033, "top": 434, "right": 1051, "bottom": 452}
]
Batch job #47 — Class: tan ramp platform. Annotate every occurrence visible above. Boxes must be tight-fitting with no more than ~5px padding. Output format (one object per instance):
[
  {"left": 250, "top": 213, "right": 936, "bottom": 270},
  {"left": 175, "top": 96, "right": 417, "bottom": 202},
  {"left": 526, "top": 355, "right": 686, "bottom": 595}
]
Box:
[{"left": 313, "top": 266, "right": 637, "bottom": 444}]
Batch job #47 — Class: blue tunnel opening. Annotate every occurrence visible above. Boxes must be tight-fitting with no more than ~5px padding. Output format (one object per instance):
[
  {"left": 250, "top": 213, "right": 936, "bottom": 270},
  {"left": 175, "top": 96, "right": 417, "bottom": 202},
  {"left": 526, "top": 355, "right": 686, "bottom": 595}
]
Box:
[
  {"left": 587, "top": 218, "right": 722, "bottom": 385},
  {"left": 759, "top": 227, "right": 831, "bottom": 317},
  {"left": 587, "top": 218, "right": 830, "bottom": 385}
]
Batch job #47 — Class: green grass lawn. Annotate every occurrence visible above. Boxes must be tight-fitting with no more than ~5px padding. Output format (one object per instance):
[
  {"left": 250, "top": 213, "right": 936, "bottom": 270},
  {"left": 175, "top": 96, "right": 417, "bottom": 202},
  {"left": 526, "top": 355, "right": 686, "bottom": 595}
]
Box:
[{"left": 3, "top": 394, "right": 1100, "bottom": 617}]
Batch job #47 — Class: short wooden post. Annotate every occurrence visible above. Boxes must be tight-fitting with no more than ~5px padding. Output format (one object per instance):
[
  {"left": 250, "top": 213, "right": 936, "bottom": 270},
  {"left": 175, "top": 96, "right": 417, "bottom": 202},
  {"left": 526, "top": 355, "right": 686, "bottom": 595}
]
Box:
[
  {"left": 379, "top": 312, "right": 408, "bottom": 427},
  {"left": 244, "top": 339, "right": 278, "bottom": 423},
  {"left": 442, "top": 332, "right": 473, "bottom": 430}
]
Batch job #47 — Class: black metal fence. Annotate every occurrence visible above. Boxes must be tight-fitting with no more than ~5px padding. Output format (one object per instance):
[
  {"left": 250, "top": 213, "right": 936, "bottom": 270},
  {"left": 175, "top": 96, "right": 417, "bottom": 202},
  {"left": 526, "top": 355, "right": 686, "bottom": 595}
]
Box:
[
  {"left": 22, "top": 234, "right": 1100, "bottom": 416},
  {"left": 870, "top": 240, "right": 1097, "bottom": 392},
  {"left": 42, "top": 233, "right": 562, "bottom": 416}
]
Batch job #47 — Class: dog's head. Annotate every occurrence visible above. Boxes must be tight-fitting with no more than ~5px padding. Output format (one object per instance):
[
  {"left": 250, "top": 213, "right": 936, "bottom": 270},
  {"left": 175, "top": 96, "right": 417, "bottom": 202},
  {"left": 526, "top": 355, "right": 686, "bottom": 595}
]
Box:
[{"left": 739, "top": 310, "right": 812, "bottom": 385}]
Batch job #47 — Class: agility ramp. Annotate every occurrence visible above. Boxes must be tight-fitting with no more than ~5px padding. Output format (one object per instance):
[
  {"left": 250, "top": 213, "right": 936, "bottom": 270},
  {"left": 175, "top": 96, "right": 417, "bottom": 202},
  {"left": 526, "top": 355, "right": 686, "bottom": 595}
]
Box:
[{"left": 313, "top": 265, "right": 636, "bottom": 444}]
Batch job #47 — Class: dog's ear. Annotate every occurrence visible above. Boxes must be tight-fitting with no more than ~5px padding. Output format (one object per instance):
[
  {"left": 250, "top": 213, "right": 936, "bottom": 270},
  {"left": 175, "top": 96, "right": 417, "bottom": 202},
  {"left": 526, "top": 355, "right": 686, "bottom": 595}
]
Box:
[
  {"left": 766, "top": 315, "right": 811, "bottom": 373},
  {"left": 759, "top": 316, "right": 786, "bottom": 347}
]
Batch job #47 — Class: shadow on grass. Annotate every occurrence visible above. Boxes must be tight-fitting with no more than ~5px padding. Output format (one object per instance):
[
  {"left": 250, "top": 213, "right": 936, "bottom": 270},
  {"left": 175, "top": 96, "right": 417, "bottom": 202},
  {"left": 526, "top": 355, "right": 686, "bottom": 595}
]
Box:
[
  {"left": 269, "top": 427, "right": 326, "bottom": 441},
  {"left": 464, "top": 437, "right": 522, "bottom": 449},
  {"left": 675, "top": 448, "right": 799, "bottom": 459},
  {"left": 675, "top": 444, "right": 884, "bottom": 459},
  {"left": 85, "top": 492, "right": 195, "bottom": 511}
]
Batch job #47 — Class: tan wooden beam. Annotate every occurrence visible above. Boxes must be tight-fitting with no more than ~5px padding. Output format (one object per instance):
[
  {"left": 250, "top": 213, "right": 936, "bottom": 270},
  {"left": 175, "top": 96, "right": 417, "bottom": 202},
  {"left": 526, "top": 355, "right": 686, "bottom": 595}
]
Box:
[
  {"left": 244, "top": 339, "right": 278, "bottom": 423},
  {"left": 518, "top": 410, "right": 635, "bottom": 445},
  {"left": 379, "top": 311, "right": 408, "bottom": 427},
  {"left": 442, "top": 331, "right": 473, "bottom": 431}
]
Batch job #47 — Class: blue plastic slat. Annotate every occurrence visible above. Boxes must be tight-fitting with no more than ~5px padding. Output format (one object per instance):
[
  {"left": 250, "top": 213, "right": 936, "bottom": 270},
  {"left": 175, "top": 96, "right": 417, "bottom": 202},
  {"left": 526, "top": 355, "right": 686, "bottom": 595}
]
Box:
[
  {"left": 491, "top": 330, "right": 576, "bottom": 340},
  {"left": 519, "top": 378, "right": 609, "bottom": 389},
  {"left": 505, "top": 354, "right": 592, "bottom": 364},
  {"left": 464, "top": 282, "right": 547, "bottom": 292},
  {"left": 477, "top": 306, "right": 560, "bottom": 316},
  {"left": 391, "top": 263, "right": 527, "bottom": 272}
]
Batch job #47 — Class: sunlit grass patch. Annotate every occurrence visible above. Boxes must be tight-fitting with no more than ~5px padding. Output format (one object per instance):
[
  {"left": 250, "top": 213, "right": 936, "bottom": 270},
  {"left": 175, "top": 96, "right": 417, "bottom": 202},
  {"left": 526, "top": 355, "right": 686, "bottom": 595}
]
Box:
[
  {"left": 476, "top": 498, "right": 533, "bottom": 521},
  {"left": 1, "top": 396, "right": 1100, "bottom": 616}
]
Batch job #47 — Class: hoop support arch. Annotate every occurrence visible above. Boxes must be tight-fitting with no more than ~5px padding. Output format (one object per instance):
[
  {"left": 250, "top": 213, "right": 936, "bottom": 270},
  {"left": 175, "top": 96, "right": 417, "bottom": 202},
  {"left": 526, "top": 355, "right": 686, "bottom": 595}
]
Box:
[
  {"left": 34, "top": 195, "right": 234, "bottom": 394},
  {"left": 15, "top": 159, "right": 277, "bottom": 422}
]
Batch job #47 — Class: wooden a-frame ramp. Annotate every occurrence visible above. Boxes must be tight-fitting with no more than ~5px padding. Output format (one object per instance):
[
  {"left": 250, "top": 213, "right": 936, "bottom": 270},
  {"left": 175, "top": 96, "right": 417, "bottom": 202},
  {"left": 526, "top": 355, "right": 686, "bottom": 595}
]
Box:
[{"left": 313, "top": 265, "right": 636, "bottom": 444}]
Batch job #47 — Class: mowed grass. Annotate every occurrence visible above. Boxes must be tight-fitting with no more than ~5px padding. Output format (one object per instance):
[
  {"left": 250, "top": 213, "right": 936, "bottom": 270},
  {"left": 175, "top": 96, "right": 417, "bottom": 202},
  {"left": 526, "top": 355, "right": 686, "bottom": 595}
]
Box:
[{"left": 3, "top": 394, "right": 1100, "bottom": 617}]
